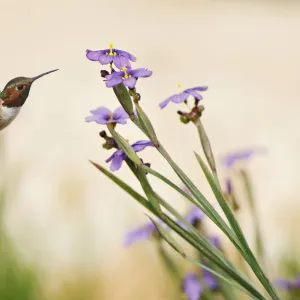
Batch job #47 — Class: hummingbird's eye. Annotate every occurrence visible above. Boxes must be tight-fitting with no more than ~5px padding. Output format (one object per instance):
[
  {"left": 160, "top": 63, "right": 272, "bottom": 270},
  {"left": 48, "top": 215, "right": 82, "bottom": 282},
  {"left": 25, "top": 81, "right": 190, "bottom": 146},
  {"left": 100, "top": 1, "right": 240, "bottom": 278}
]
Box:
[{"left": 16, "top": 85, "right": 24, "bottom": 91}]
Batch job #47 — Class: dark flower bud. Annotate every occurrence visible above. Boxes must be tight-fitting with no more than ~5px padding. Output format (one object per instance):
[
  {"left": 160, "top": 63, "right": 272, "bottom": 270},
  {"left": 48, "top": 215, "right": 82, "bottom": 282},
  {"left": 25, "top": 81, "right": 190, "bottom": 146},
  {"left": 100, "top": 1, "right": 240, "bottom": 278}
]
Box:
[
  {"left": 102, "top": 138, "right": 118, "bottom": 150},
  {"left": 100, "top": 70, "right": 109, "bottom": 78},
  {"left": 197, "top": 105, "right": 205, "bottom": 116},
  {"left": 180, "top": 115, "right": 190, "bottom": 124},
  {"left": 99, "top": 130, "right": 107, "bottom": 138}
]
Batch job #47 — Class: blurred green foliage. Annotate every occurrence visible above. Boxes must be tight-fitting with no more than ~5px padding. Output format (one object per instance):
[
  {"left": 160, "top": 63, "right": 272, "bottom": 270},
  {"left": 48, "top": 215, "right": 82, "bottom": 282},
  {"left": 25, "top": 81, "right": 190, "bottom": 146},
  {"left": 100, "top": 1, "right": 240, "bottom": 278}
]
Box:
[{"left": 0, "top": 189, "right": 43, "bottom": 300}]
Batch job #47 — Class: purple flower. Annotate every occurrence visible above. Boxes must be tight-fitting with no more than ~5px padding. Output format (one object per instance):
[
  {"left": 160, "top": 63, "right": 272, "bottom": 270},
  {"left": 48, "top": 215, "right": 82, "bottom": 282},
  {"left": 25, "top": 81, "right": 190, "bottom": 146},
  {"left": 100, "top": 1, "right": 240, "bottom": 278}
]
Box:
[
  {"left": 185, "top": 207, "right": 206, "bottom": 226},
  {"left": 85, "top": 106, "right": 129, "bottom": 125},
  {"left": 105, "top": 67, "right": 152, "bottom": 89},
  {"left": 124, "top": 219, "right": 166, "bottom": 246},
  {"left": 183, "top": 272, "right": 204, "bottom": 300},
  {"left": 183, "top": 270, "right": 219, "bottom": 299},
  {"left": 106, "top": 140, "right": 154, "bottom": 171},
  {"left": 159, "top": 85, "right": 208, "bottom": 109},
  {"left": 208, "top": 236, "right": 221, "bottom": 249},
  {"left": 202, "top": 269, "right": 219, "bottom": 290},
  {"left": 274, "top": 277, "right": 300, "bottom": 290},
  {"left": 124, "top": 222, "right": 157, "bottom": 246},
  {"left": 86, "top": 44, "right": 136, "bottom": 69},
  {"left": 222, "top": 147, "right": 267, "bottom": 169}
]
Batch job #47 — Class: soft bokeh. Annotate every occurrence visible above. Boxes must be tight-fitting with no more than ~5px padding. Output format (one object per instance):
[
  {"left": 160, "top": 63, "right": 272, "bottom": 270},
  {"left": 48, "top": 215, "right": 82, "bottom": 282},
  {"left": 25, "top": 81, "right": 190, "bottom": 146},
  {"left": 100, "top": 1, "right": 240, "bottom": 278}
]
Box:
[{"left": 1, "top": 0, "right": 300, "bottom": 298}]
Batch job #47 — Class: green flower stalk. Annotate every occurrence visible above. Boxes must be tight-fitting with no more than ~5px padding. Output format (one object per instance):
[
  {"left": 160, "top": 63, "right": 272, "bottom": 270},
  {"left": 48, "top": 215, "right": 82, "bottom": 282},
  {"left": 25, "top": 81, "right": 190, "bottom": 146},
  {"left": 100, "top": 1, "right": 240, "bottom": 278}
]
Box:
[{"left": 86, "top": 45, "right": 279, "bottom": 300}]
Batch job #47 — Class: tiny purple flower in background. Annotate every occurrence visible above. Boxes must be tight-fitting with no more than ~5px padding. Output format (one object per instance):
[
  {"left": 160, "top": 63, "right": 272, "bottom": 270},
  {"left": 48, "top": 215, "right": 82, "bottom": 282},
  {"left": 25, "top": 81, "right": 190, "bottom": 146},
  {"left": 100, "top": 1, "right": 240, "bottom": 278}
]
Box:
[
  {"left": 208, "top": 236, "right": 221, "bottom": 249},
  {"left": 183, "top": 272, "right": 204, "bottom": 300},
  {"left": 202, "top": 269, "right": 219, "bottom": 290},
  {"left": 274, "top": 277, "right": 300, "bottom": 290},
  {"left": 85, "top": 106, "right": 129, "bottom": 125},
  {"left": 105, "top": 67, "right": 152, "bottom": 89},
  {"left": 124, "top": 222, "right": 157, "bottom": 246},
  {"left": 183, "top": 269, "right": 219, "bottom": 299},
  {"left": 159, "top": 84, "right": 208, "bottom": 109},
  {"left": 185, "top": 206, "right": 206, "bottom": 226},
  {"left": 124, "top": 219, "right": 166, "bottom": 246},
  {"left": 86, "top": 44, "right": 136, "bottom": 69},
  {"left": 106, "top": 140, "right": 154, "bottom": 171},
  {"left": 222, "top": 147, "right": 267, "bottom": 169}
]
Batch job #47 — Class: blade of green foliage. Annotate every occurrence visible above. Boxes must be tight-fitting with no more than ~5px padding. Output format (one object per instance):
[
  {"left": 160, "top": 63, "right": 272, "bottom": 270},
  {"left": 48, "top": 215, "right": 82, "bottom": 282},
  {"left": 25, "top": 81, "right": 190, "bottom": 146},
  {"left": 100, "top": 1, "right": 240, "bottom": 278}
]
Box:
[
  {"left": 194, "top": 151, "right": 279, "bottom": 300},
  {"left": 141, "top": 164, "right": 245, "bottom": 253},
  {"left": 90, "top": 161, "right": 266, "bottom": 299}
]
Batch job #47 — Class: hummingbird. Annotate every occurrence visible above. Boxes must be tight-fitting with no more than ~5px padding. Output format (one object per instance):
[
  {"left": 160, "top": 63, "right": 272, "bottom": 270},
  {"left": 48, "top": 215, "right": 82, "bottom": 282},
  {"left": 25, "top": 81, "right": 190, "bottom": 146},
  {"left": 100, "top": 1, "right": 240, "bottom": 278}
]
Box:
[{"left": 0, "top": 69, "right": 58, "bottom": 131}]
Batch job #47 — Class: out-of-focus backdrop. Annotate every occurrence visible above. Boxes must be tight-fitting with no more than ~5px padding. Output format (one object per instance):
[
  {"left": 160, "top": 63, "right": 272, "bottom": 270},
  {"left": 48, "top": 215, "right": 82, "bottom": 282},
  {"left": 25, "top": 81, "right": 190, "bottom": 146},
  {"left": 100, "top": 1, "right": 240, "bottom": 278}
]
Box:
[{"left": 1, "top": 0, "right": 300, "bottom": 299}]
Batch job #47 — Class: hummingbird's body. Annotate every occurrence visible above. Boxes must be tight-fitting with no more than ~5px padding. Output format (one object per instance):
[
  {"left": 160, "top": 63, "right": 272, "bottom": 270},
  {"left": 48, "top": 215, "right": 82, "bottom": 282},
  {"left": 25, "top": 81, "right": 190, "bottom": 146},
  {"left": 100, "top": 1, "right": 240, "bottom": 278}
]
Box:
[
  {"left": 0, "top": 69, "right": 58, "bottom": 131},
  {"left": 0, "top": 106, "right": 21, "bottom": 131}
]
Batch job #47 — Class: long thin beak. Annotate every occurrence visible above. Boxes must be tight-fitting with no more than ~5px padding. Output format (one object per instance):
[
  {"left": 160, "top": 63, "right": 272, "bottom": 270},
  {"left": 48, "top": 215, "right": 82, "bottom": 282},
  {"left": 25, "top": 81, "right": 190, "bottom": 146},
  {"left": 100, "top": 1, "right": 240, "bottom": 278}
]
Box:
[{"left": 31, "top": 69, "right": 59, "bottom": 82}]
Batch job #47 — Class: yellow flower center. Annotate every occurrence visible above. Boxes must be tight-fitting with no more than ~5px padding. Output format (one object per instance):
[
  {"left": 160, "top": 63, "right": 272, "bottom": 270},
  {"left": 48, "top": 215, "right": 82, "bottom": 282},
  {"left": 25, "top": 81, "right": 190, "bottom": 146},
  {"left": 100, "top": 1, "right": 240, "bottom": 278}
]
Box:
[
  {"left": 106, "top": 43, "right": 117, "bottom": 56},
  {"left": 178, "top": 83, "right": 183, "bottom": 93},
  {"left": 122, "top": 67, "right": 131, "bottom": 79},
  {"left": 109, "top": 112, "right": 113, "bottom": 120}
]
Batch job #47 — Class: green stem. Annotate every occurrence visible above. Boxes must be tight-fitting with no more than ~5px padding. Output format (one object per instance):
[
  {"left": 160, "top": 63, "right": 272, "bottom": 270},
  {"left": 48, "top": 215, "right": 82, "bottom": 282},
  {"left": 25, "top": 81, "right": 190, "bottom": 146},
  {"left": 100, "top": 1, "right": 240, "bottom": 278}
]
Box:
[{"left": 240, "top": 170, "right": 264, "bottom": 266}]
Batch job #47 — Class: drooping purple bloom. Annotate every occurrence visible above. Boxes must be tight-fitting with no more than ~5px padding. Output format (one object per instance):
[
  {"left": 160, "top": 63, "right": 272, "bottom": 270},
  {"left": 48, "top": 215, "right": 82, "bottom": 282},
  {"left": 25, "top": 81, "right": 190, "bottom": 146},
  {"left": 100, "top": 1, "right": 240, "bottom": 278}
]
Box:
[
  {"left": 183, "top": 272, "right": 204, "bottom": 300},
  {"left": 222, "top": 147, "right": 267, "bottom": 169},
  {"left": 106, "top": 140, "right": 154, "bottom": 171},
  {"left": 202, "top": 269, "right": 219, "bottom": 290},
  {"left": 86, "top": 44, "right": 136, "bottom": 69},
  {"left": 185, "top": 206, "right": 206, "bottom": 226},
  {"left": 105, "top": 67, "right": 152, "bottom": 89},
  {"left": 124, "top": 219, "right": 166, "bottom": 246},
  {"left": 124, "top": 222, "right": 157, "bottom": 246},
  {"left": 274, "top": 277, "right": 300, "bottom": 290},
  {"left": 159, "top": 85, "right": 208, "bottom": 109},
  {"left": 208, "top": 236, "right": 221, "bottom": 249},
  {"left": 85, "top": 106, "right": 129, "bottom": 125}
]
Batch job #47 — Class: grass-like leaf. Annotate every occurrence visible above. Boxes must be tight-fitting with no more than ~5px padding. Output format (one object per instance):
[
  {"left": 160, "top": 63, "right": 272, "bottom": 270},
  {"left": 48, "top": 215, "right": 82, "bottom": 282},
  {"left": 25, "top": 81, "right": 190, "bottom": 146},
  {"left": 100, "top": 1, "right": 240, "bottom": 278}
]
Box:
[{"left": 194, "top": 151, "right": 279, "bottom": 300}]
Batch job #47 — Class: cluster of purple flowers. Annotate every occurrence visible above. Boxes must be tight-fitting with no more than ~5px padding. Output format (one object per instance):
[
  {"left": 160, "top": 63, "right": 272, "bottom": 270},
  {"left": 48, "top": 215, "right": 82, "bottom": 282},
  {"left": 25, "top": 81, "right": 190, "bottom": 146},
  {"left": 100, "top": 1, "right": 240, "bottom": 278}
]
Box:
[
  {"left": 183, "top": 269, "right": 219, "bottom": 300},
  {"left": 86, "top": 44, "right": 208, "bottom": 109},
  {"left": 124, "top": 206, "right": 220, "bottom": 300},
  {"left": 86, "top": 44, "right": 152, "bottom": 89}
]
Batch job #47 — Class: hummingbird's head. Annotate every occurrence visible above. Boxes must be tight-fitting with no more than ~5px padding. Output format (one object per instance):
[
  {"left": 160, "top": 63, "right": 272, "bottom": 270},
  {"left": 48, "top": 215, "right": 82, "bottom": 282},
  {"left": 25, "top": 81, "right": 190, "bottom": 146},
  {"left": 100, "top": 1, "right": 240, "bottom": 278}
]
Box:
[{"left": 0, "top": 69, "right": 58, "bottom": 108}]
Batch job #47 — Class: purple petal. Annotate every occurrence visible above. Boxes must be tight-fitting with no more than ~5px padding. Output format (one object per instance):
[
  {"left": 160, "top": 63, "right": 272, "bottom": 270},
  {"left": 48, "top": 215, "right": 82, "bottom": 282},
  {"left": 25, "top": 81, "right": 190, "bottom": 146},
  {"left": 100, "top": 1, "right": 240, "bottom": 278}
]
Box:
[
  {"left": 159, "top": 97, "right": 172, "bottom": 109},
  {"left": 203, "top": 269, "right": 219, "bottom": 290},
  {"left": 293, "top": 277, "right": 300, "bottom": 288},
  {"left": 185, "top": 89, "right": 203, "bottom": 101},
  {"left": 185, "top": 86, "right": 208, "bottom": 92},
  {"left": 129, "top": 68, "right": 152, "bottom": 78},
  {"left": 172, "top": 92, "right": 189, "bottom": 103},
  {"left": 159, "top": 93, "right": 187, "bottom": 109},
  {"left": 116, "top": 50, "right": 137, "bottom": 62},
  {"left": 222, "top": 147, "right": 267, "bottom": 169},
  {"left": 105, "top": 149, "right": 124, "bottom": 163},
  {"left": 183, "top": 272, "right": 203, "bottom": 300},
  {"left": 113, "top": 56, "right": 131, "bottom": 69},
  {"left": 99, "top": 54, "right": 113, "bottom": 65},
  {"left": 105, "top": 75, "right": 123, "bottom": 88},
  {"left": 131, "top": 140, "right": 154, "bottom": 152},
  {"left": 86, "top": 50, "right": 105, "bottom": 61},
  {"left": 124, "top": 223, "right": 155, "bottom": 246},
  {"left": 110, "top": 154, "right": 125, "bottom": 171},
  {"left": 209, "top": 236, "right": 221, "bottom": 249},
  {"left": 123, "top": 77, "right": 137, "bottom": 89},
  {"left": 112, "top": 107, "right": 129, "bottom": 122},
  {"left": 274, "top": 279, "right": 293, "bottom": 290},
  {"left": 85, "top": 106, "right": 111, "bottom": 124},
  {"left": 185, "top": 207, "right": 206, "bottom": 225},
  {"left": 225, "top": 178, "right": 233, "bottom": 194}
]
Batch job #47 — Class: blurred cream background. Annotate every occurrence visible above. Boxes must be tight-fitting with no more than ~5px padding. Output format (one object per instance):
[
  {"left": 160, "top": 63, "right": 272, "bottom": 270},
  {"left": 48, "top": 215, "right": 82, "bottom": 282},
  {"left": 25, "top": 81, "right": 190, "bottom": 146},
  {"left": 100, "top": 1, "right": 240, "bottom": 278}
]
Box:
[{"left": 1, "top": 0, "right": 300, "bottom": 298}]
